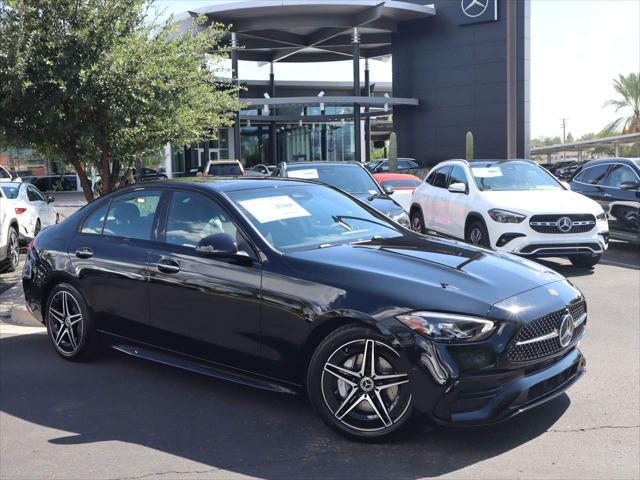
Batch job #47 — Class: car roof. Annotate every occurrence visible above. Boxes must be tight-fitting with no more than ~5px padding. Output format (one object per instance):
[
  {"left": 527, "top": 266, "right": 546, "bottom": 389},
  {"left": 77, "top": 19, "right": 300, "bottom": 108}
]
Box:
[
  {"left": 579, "top": 157, "right": 640, "bottom": 168},
  {"left": 142, "top": 176, "right": 319, "bottom": 193},
  {"left": 373, "top": 173, "right": 421, "bottom": 181},
  {"left": 208, "top": 160, "right": 242, "bottom": 164}
]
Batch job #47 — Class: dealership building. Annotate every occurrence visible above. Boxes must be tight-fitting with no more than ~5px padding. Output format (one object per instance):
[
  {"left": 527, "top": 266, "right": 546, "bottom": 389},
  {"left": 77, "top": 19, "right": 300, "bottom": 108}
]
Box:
[{"left": 168, "top": 0, "right": 530, "bottom": 176}]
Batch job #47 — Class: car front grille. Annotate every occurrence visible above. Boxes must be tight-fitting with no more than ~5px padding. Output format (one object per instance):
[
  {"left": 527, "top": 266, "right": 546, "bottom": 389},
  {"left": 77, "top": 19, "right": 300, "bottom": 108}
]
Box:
[
  {"left": 529, "top": 214, "right": 596, "bottom": 234},
  {"left": 509, "top": 301, "right": 586, "bottom": 363}
]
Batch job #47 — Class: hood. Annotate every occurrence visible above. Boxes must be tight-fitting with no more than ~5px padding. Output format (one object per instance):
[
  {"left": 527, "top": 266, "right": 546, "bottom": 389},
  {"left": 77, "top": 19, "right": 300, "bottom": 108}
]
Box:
[
  {"left": 352, "top": 193, "right": 405, "bottom": 216},
  {"left": 480, "top": 189, "right": 602, "bottom": 215},
  {"left": 284, "top": 235, "right": 564, "bottom": 318}
]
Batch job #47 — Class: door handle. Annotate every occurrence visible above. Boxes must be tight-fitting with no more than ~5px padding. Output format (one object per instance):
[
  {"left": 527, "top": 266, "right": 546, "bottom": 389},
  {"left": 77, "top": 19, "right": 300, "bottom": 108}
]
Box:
[
  {"left": 603, "top": 193, "right": 612, "bottom": 198},
  {"left": 75, "top": 247, "right": 93, "bottom": 259},
  {"left": 157, "top": 259, "right": 180, "bottom": 274}
]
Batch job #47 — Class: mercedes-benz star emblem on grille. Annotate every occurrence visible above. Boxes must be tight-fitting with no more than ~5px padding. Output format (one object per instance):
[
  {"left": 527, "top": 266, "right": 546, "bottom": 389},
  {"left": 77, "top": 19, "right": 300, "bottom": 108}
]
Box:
[
  {"left": 556, "top": 216, "right": 573, "bottom": 233},
  {"left": 558, "top": 313, "right": 575, "bottom": 348},
  {"left": 461, "top": 0, "right": 489, "bottom": 18}
]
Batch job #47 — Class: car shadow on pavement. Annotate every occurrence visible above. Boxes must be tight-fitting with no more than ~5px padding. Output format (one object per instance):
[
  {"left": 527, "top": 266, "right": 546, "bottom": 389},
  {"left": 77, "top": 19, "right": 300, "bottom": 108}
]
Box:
[{"left": 1, "top": 333, "right": 571, "bottom": 479}]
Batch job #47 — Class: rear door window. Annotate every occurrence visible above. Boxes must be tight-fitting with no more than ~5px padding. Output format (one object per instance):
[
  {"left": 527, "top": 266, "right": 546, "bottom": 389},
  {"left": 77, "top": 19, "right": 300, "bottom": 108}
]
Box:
[
  {"left": 574, "top": 164, "right": 609, "bottom": 185},
  {"left": 103, "top": 191, "right": 162, "bottom": 240}
]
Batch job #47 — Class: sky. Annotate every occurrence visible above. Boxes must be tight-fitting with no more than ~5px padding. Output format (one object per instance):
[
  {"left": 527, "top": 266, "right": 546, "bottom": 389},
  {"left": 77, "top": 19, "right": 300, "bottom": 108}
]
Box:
[{"left": 153, "top": 0, "right": 640, "bottom": 140}]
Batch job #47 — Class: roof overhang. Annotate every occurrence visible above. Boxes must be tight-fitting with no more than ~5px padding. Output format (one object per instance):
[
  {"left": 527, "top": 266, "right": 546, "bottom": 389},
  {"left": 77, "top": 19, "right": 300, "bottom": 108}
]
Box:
[{"left": 177, "top": 0, "right": 435, "bottom": 63}]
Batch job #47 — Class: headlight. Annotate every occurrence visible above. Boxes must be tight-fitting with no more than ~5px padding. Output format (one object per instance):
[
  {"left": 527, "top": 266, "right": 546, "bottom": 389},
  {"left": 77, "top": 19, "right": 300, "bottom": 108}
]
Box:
[
  {"left": 596, "top": 210, "right": 607, "bottom": 222},
  {"left": 389, "top": 210, "right": 410, "bottom": 227},
  {"left": 488, "top": 208, "right": 526, "bottom": 223},
  {"left": 397, "top": 311, "right": 495, "bottom": 343}
]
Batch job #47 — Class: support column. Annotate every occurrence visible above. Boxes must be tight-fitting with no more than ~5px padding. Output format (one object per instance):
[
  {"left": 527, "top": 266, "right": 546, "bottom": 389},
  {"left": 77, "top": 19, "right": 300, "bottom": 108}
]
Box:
[
  {"left": 506, "top": 0, "right": 517, "bottom": 159},
  {"left": 231, "top": 32, "right": 241, "bottom": 162},
  {"left": 352, "top": 28, "right": 362, "bottom": 163},
  {"left": 364, "top": 57, "right": 371, "bottom": 164},
  {"left": 269, "top": 62, "right": 277, "bottom": 164},
  {"left": 163, "top": 142, "right": 173, "bottom": 179}
]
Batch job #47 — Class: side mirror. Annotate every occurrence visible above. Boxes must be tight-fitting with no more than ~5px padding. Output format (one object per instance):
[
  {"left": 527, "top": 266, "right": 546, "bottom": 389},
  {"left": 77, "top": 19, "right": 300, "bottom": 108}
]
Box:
[
  {"left": 620, "top": 181, "right": 640, "bottom": 191},
  {"left": 383, "top": 185, "right": 395, "bottom": 195},
  {"left": 195, "top": 233, "right": 238, "bottom": 257},
  {"left": 46, "top": 195, "right": 55, "bottom": 203},
  {"left": 448, "top": 182, "right": 467, "bottom": 194}
]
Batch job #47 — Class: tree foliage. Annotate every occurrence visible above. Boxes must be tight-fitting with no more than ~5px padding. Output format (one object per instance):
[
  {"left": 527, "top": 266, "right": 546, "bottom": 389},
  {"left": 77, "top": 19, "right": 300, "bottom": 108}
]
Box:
[
  {"left": 602, "top": 73, "right": 640, "bottom": 135},
  {"left": 0, "top": 0, "right": 241, "bottom": 200}
]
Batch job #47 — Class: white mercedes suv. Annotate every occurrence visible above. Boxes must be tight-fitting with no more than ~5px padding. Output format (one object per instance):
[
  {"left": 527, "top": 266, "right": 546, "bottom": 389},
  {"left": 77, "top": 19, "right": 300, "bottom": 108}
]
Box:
[{"left": 410, "top": 159, "right": 609, "bottom": 268}]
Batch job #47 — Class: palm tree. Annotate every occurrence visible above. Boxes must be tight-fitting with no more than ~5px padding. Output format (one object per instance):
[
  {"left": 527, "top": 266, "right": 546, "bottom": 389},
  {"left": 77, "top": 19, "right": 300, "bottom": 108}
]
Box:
[{"left": 602, "top": 73, "right": 640, "bottom": 134}]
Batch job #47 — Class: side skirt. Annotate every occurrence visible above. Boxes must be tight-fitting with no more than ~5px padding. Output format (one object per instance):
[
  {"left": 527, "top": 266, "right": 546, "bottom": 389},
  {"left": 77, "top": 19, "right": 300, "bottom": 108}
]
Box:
[{"left": 110, "top": 342, "right": 300, "bottom": 395}]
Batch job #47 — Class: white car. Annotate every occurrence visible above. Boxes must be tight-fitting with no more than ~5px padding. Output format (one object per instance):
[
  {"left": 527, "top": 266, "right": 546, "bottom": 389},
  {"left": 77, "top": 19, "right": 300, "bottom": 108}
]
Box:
[
  {"left": 409, "top": 159, "right": 609, "bottom": 268},
  {"left": 0, "top": 182, "right": 59, "bottom": 243},
  {"left": 0, "top": 187, "right": 20, "bottom": 272}
]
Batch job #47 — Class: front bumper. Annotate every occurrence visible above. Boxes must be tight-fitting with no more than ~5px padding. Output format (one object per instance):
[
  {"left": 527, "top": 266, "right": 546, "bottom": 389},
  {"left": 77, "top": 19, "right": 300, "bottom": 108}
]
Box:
[
  {"left": 432, "top": 347, "right": 585, "bottom": 426},
  {"left": 490, "top": 220, "right": 609, "bottom": 257}
]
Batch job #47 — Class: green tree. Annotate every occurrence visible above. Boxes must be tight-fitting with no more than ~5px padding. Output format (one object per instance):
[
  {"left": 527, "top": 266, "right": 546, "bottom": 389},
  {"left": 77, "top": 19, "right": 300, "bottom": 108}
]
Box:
[
  {"left": 602, "top": 73, "right": 640, "bottom": 134},
  {"left": 0, "top": 0, "right": 241, "bottom": 200}
]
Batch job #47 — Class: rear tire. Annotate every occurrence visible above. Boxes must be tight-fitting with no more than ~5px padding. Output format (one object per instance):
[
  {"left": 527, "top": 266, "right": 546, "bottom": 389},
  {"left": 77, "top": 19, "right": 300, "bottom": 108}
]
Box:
[
  {"left": 46, "top": 283, "right": 97, "bottom": 361},
  {"left": 569, "top": 254, "right": 601, "bottom": 268},
  {"left": 466, "top": 219, "right": 491, "bottom": 248},
  {"left": 3, "top": 227, "right": 19, "bottom": 272},
  {"left": 307, "top": 325, "right": 413, "bottom": 441}
]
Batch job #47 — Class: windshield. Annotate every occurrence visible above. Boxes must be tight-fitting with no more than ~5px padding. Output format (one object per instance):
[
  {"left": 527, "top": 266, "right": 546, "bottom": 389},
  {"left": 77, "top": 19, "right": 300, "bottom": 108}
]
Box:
[
  {"left": 471, "top": 162, "right": 563, "bottom": 191},
  {"left": 0, "top": 184, "right": 19, "bottom": 199},
  {"left": 228, "top": 185, "right": 402, "bottom": 252},
  {"left": 286, "top": 165, "right": 381, "bottom": 195},
  {"left": 209, "top": 164, "right": 242, "bottom": 176}
]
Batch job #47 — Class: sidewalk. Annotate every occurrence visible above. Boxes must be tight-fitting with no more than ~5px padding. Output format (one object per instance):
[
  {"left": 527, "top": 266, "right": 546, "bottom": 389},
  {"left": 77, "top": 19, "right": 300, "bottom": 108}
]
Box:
[{"left": 0, "top": 282, "right": 45, "bottom": 335}]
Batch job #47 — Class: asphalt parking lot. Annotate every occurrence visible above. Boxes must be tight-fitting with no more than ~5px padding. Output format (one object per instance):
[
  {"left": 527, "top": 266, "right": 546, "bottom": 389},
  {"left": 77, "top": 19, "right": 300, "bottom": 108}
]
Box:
[{"left": 0, "top": 242, "right": 638, "bottom": 480}]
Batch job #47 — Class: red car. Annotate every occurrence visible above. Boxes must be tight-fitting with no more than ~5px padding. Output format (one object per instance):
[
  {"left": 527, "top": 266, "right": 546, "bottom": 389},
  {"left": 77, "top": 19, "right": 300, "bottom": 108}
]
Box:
[{"left": 374, "top": 172, "right": 422, "bottom": 212}]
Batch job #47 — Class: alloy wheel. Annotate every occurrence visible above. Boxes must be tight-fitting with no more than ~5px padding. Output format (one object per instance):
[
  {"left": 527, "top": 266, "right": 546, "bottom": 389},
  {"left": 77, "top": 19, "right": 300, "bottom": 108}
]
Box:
[
  {"left": 8, "top": 230, "right": 19, "bottom": 270},
  {"left": 48, "top": 291, "right": 84, "bottom": 355},
  {"left": 470, "top": 227, "right": 484, "bottom": 245},
  {"left": 321, "top": 339, "right": 411, "bottom": 432},
  {"left": 411, "top": 214, "right": 422, "bottom": 233}
]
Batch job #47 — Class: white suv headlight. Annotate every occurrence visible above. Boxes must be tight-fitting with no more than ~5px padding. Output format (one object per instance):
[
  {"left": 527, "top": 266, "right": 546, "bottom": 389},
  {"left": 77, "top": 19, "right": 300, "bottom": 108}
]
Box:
[
  {"left": 397, "top": 311, "right": 495, "bottom": 343},
  {"left": 488, "top": 209, "right": 526, "bottom": 223},
  {"left": 596, "top": 210, "right": 607, "bottom": 222}
]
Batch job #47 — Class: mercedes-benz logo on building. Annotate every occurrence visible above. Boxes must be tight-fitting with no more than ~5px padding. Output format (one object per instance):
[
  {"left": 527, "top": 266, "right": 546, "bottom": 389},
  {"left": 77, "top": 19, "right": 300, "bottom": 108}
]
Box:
[
  {"left": 558, "top": 313, "right": 575, "bottom": 348},
  {"left": 461, "top": 0, "right": 489, "bottom": 18},
  {"left": 556, "top": 216, "right": 573, "bottom": 233}
]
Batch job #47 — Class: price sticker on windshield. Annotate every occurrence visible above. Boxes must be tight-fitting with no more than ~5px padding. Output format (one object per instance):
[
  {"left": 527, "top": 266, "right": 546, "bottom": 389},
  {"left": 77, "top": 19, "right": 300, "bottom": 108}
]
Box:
[
  {"left": 239, "top": 195, "right": 311, "bottom": 223},
  {"left": 472, "top": 167, "right": 503, "bottom": 178},
  {"left": 287, "top": 169, "right": 319, "bottom": 180}
]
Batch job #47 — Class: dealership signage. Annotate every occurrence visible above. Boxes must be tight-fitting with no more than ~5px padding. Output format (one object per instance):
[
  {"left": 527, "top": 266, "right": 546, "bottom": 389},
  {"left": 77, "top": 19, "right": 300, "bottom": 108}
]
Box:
[{"left": 458, "top": 0, "right": 498, "bottom": 25}]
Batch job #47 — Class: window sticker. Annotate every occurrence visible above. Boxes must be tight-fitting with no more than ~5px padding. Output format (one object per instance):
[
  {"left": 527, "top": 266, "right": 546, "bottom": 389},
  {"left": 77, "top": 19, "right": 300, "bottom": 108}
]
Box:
[
  {"left": 287, "top": 168, "right": 319, "bottom": 180},
  {"left": 239, "top": 195, "right": 311, "bottom": 223},
  {"left": 472, "top": 167, "right": 503, "bottom": 178}
]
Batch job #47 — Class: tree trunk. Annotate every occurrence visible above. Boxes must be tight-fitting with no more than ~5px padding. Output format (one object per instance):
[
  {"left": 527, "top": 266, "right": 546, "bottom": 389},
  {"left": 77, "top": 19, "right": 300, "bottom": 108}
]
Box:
[{"left": 70, "top": 158, "right": 94, "bottom": 203}]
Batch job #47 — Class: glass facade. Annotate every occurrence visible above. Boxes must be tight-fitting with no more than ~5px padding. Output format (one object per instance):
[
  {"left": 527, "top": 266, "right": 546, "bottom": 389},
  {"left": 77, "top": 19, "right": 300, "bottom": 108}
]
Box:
[{"left": 171, "top": 128, "right": 230, "bottom": 176}]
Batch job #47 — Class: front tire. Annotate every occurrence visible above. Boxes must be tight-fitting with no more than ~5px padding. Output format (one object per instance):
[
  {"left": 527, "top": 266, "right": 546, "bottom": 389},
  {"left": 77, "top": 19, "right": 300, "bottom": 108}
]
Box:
[
  {"left": 466, "top": 219, "right": 491, "bottom": 248},
  {"left": 410, "top": 208, "right": 426, "bottom": 234},
  {"left": 569, "top": 254, "right": 601, "bottom": 268},
  {"left": 307, "top": 325, "right": 413, "bottom": 440},
  {"left": 46, "top": 283, "right": 97, "bottom": 361}
]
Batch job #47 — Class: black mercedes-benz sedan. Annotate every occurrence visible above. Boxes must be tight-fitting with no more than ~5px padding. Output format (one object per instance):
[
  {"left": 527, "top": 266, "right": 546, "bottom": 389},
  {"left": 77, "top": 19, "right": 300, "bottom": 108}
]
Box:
[{"left": 23, "top": 177, "right": 586, "bottom": 440}]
